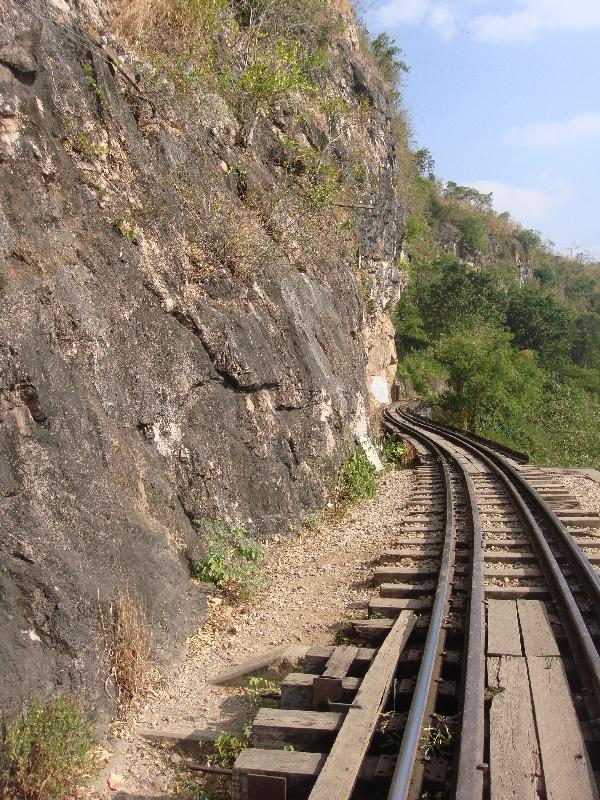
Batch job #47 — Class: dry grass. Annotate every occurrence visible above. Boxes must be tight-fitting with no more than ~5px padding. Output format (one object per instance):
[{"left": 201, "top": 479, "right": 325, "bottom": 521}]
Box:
[
  {"left": 111, "top": 0, "right": 228, "bottom": 49},
  {"left": 104, "top": 589, "right": 153, "bottom": 717}
]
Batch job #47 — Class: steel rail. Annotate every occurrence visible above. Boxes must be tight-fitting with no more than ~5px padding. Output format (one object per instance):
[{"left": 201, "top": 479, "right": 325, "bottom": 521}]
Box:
[
  {"left": 407, "top": 410, "right": 600, "bottom": 613},
  {"left": 385, "top": 408, "right": 485, "bottom": 800},
  {"left": 382, "top": 417, "right": 457, "bottom": 800},
  {"left": 401, "top": 408, "right": 600, "bottom": 716}
]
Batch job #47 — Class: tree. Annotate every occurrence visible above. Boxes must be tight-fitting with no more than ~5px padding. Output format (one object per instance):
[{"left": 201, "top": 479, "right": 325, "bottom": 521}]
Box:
[
  {"left": 565, "top": 274, "right": 596, "bottom": 307},
  {"left": 506, "top": 285, "right": 575, "bottom": 367},
  {"left": 445, "top": 182, "right": 493, "bottom": 212},
  {"left": 414, "top": 148, "right": 435, "bottom": 180},
  {"left": 434, "top": 322, "right": 543, "bottom": 437},
  {"left": 415, "top": 256, "right": 506, "bottom": 338},
  {"left": 572, "top": 312, "right": 600, "bottom": 371},
  {"left": 370, "top": 32, "right": 409, "bottom": 88},
  {"left": 457, "top": 215, "right": 487, "bottom": 258},
  {"left": 394, "top": 286, "right": 428, "bottom": 355},
  {"left": 516, "top": 228, "right": 542, "bottom": 257}
]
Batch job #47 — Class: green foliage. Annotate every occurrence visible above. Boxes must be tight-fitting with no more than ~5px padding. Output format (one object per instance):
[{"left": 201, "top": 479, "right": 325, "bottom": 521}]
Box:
[
  {"left": 397, "top": 349, "right": 448, "bottom": 397},
  {"left": 527, "top": 381, "right": 600, "bottom": 467},
  {"left": 380, "top": 434, "right": 406, "bottom": 467},
  {"left": 403, "top": 216, "right": 430, "bottom": 247},
  {"left": 83, "top": 61, "right": 108, "bottom": 106},
  {"left": 457, "top": 214, "right": 487, "bottom": 258},
  {"left": 370, "top": 32, "right": 409, "bottom": 89},
  {"left": 434, "top": 323, "right": 544, "bottom": 440},
  {"left": 64, "top": 118, "right": 110, "bottom": 159},
  {"left": 113, "top": 217, "right": 136, "bottom": 239},
  {"left": 191, "top": 518, "right": 265, "bottom": 601},
  {"left": 414, "top": 148, "right": 435, "bottom": 179},
  {"left": 394, "top": 283, "right": 428, "bottom": 355},
  {"left": 209, "top": 731, "right": 248, "bottom": 768},
  {"left": 279, "top": 137, "right": 342, "bottom": 209},
  {"left": 395, "top": 234, "right": 600, "bottom": 466},
  {"left": 445, "top": 181, "right": 493, "bottom": 212},
  {"left": 171, "top": 0, "right": 229, "bottom": 36},
  {"left": 244, "top": 676, "right": 281, "bottom": 708},
  {"left": 506, "top": 285, "right": 575, "bottom": 367},
  {"left": 572, "top": 312, "right": 600, "bottom": 370},
  {"left": 173, "top": 778, "right": 218, "bottom": 800},
  {"left": 0, "top": 696, "right": 96, "bottom": 800},
  {"left": 149, "top": 47, "right": 218, "bottom": 96},
  {"left": 338, "top": 448, "right": 377, "bottom": 506},
  {"left": 419, "top": 714, "right": 455, "bottom": 757},
  {"left": 516, "top": 227, "right": 542, "bottom": 256},
  {"left": 408, "top": 256, "right": 507, "bottom": 340},
  {"left": 238, "top": 39, "right": 322, "bottom": 111},
  {"left": 332, "top": 624, "right": 352, "bottom": 645}
]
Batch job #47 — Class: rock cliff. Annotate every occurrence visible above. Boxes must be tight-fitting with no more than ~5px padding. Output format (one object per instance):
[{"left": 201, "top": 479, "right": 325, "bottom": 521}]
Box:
[{"left": 0, "top": 0, "right": 403, "bottom": 717}]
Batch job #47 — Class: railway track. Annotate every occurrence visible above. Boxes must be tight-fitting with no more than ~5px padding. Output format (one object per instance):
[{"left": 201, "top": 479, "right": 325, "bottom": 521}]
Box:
[{"left": 231, "top": 405, "right": 600, "bottom": 800}]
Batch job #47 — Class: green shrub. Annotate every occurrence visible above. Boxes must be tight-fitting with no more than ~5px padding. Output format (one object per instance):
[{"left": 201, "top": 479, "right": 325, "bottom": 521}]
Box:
[
  {"left": 397, "top": 350, "right": 448, "bottom": 397},
  {"left": 191, "top": 517, "right": 265, "bottom": 601},
  {"left": 209, "top": 724, "right": 253, "bottom": 768},
  {"left": 380, "top": 434, "right": 405, "bottom": 467},
  {"left": 0, "top": 696, "right": 96, "bottom": 800},
  {"left": 339, "top": 448, "right": 377, "bottom": 506},
  {"left": 244, "top": 676, "right": 281, "bottom": 708},
  {"left": 237, "top": 38, "right": 323, "bottom": 111}
]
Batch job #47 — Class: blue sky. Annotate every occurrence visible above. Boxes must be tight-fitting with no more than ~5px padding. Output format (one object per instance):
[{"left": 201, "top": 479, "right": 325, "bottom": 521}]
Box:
[{"left": 363, "top": 0, "right": 600, "bottom": 258}]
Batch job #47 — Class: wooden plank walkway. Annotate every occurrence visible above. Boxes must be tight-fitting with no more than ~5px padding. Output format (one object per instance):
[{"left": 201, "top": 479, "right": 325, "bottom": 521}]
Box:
[
  {"left": 487, "top": 599, "right": 521, "bottom": 656},
  {"left": 487, "top": 600, "right": 598, "bottom": 800},
  {"left": 488, "top": 655, "right": 541, "bottom": 800}
]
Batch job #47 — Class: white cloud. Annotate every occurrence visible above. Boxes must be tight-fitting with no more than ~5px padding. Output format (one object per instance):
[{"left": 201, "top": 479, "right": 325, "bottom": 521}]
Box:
[
  {"left": 369, "top": 0, "right": 431, "bottom": 28},
  {"left": 368, "top": 0, "right": 600, "bottom": 42},
  {"left": 471, "top": 0, "right": 600, "bottom": 41},
  {"left": 471, "top": 180, "right": 571, "bottom": 222},
  {"left": 506, "top": 113, "right": 600, "bottom": 148},
  {"left": 368, "top": 0, "right": 458, "bottom": 39},
  {"left": 429, "top": 5, "right": 459, "bottom": 40}
]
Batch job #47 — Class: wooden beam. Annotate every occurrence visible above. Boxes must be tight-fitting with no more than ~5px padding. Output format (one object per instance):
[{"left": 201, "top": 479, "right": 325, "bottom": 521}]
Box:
[
  {"left": 528, "top": 656, "right": 598, "bottom": 800},
  {"left": 487, "top": 656, "right": 541, "bottom": 800},
  {"left": 303, "top": 647, "right": 374, "bottom": 675},
  {"left": 517, "top": 601, "right": 560, "bottom": 657},
  {"left": 487, "top": 600, "right": 522, "bottom": 656},
  {"left": 308, "top": 610, "right": 416, "bottom": 800},
  {"left": 252, "top": 709, "right": 342, "bottom": 750},
  {"left": 322, "top": 646, "right": 358, "bottom": 679}
]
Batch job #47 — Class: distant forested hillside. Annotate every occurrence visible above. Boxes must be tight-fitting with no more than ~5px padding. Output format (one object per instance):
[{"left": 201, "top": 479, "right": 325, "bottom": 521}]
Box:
[{"left": 395, "top": 163, "right": 600, "bottom": 467}]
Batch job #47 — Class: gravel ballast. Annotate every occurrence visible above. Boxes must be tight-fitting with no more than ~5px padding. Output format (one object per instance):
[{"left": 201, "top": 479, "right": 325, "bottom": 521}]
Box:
[{"left": 96, "top": 467, "right": 414, "bottom": 796}]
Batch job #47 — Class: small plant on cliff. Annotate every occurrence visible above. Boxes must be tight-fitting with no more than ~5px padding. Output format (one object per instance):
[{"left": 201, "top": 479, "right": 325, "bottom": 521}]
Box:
[
  {"left": 338, "top": 447, "right": 377, "bottom": 507},
  {"left": 113, "top": 217, "right": 137, "bottom": 241},
  {"left": 0, "top": 695, "right": 96, "bottom": 800},
  {"left": 83, "top": 61, "right": 108, "bottom": 107},
  {"left": 191, "top": 518, "right": 265, "bottom": 601}
]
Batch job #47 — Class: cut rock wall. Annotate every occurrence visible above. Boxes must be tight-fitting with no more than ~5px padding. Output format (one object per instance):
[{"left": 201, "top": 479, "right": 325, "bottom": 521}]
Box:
[{"left": 0, "top": 0, "right": 402, "bottom": 716}]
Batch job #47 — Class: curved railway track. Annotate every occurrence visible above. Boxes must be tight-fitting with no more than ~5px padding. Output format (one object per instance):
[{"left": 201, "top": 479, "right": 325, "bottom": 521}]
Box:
[{"left": 232, "top": 405, "right": 600, "bottom": 800}]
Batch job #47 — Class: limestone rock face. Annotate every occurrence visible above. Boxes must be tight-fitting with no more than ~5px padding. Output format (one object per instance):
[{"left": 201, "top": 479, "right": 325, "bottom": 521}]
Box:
[{"left": 0, "top": 0, "right": 402, "bottom": 716}]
